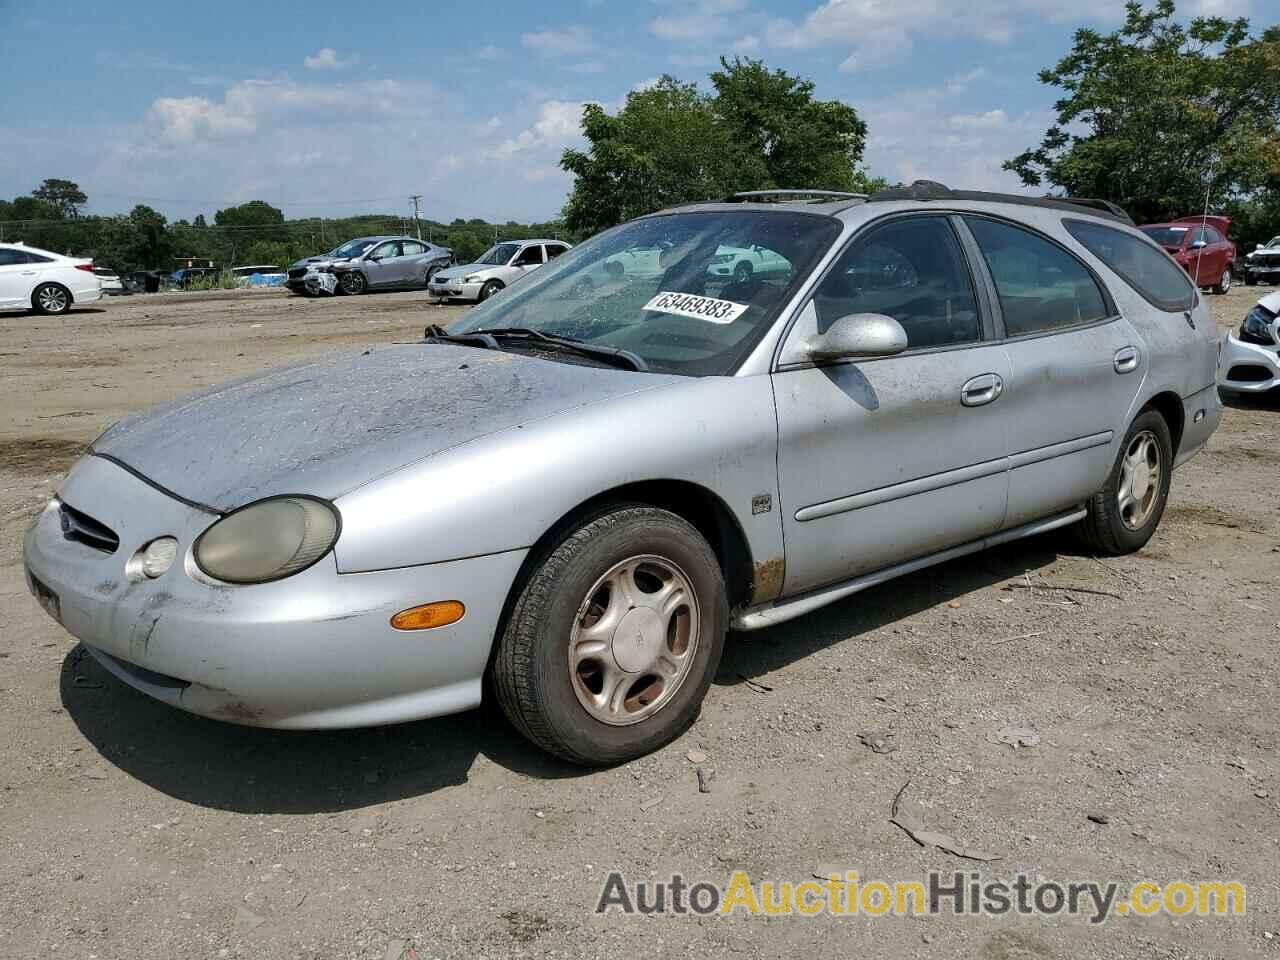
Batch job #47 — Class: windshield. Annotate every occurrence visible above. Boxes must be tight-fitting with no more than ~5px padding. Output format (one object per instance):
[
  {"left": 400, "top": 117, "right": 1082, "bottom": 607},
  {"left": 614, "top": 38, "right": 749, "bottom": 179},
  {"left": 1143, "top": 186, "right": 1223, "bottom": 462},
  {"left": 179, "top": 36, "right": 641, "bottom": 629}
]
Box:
[
  {"left": 1264, "top": 237, "right": 1280, "bottom": 249},
  {"left": 334, "top": 239, "right": 378, "bottom": 259},
  {"left": 448, "top": 210, "right": 841, "bottom": 376},
  {"left": 476, "top": 243, "right": 520, "bottom": 266},
  {"left": 1139, "top": 226, "right": 1188, "bottom": 248}
]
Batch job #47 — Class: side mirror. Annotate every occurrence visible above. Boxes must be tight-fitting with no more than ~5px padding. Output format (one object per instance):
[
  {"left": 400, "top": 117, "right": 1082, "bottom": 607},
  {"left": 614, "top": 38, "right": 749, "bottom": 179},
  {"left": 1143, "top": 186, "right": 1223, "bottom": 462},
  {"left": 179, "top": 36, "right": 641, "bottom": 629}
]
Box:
[
  {"left": 1190, "top": 240, "right": 1207, "bottom": 249},
  {"left": 805, "top": 313, "right": 908, "bottom": 361},
  {"left": 1257, "top": 244, "right": 1265, "bottom": 250}
]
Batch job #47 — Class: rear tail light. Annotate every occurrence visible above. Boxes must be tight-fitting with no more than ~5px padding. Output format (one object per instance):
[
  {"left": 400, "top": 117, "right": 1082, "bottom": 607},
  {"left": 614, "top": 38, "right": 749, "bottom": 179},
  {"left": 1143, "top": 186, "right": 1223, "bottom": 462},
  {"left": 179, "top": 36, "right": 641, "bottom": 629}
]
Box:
[{"left": 74, "top": 263, "right": 95, "bottom": 273}]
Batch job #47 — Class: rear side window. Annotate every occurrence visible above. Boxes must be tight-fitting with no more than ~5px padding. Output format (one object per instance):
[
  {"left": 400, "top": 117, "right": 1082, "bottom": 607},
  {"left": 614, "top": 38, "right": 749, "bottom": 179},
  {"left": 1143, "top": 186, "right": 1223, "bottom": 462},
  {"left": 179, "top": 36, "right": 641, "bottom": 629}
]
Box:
[
  {"left": 0, "top": 249, "right": 25, "bottom": 266},
  {"left": 965, "top": 217, "right": 1111, "bottom": 336},
  {"left": 1065, "top": 220, "right": 1196, "bottom": 312}
]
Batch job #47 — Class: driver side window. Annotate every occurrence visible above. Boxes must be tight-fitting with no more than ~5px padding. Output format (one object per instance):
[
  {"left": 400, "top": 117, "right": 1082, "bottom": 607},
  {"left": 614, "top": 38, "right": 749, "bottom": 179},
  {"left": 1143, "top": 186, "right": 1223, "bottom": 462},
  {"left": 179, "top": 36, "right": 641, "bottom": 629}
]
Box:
[
  {"left": 513, "top": 245, "right": 544, "bottom": 267},
  {"left": 813, "top": 216, "right": 981, "bottom": 349}
]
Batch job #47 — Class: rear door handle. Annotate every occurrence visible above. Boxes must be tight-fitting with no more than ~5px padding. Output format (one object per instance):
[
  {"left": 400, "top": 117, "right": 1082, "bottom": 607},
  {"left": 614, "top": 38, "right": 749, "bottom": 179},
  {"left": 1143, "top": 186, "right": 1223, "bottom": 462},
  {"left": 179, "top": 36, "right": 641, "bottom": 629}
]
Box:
[
  {"left": 1114, "top": 346, "right": 1139, "bottom": 374},
  {"left": 961, "top": 373, "right": 1004, "bottom": 407}
]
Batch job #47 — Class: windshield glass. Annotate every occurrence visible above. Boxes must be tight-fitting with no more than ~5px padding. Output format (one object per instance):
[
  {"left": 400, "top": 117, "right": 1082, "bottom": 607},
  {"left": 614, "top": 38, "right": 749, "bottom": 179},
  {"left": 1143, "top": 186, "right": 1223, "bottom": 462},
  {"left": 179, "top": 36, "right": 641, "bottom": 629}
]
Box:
[
  {"left": 1139, "top": 226, "right": 1188, "bottom": 248},
  {"left": 334, "top": 239, "right": 378, "bottom": 259},
  {"left": 448, "top": 210, "right": 840, "bottom": 376},
  {"left": 476, "top": 243, "right": 520, "bottom": 266},
  {"left": 1264, "top": 237, "right": 1280, "bottom": 249}
]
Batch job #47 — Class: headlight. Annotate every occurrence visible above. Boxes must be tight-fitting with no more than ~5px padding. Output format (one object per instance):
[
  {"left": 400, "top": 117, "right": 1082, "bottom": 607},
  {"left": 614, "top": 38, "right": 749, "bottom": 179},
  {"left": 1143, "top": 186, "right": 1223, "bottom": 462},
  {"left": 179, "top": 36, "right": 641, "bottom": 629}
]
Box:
[
  {"left": 1240, "top": 303, "right": 1278, "bottom": 346},
  {"left": 194, "top": 496, "right": 340, "bottom": 584}
]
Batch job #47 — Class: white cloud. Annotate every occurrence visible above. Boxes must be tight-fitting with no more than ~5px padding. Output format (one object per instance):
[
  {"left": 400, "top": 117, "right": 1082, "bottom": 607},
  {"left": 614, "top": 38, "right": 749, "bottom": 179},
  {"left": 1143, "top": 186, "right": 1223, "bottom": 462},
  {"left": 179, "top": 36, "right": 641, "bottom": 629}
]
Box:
[
  {"left": 303, "top": 48, "right": 358, "bottom": 71},
  {"left": 732, "top": 34, "right": 761, "bottom": 53},
  {"left": 148, "top": 96, "right": 256, "bottom": 142},
  {"left": 475, "top": 44, "right": 507, "bottom": 61},
  {"left": 948, "top": 109, "right": 1009, "bottom": 130},
  {"left": 648, "top": 0, "right": 748, "bottom": 40},
  {"left": 520, "top": 25, "right": 596, "bottom": 57},
  {"left": 490, "top": 100, "right": 589, "bottom": 160}
]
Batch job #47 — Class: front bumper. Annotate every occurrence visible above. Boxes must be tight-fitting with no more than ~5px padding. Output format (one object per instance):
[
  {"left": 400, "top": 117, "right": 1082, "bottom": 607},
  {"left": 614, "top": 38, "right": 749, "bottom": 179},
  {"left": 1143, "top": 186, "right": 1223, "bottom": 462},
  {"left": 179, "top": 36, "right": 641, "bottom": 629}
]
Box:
[
  {"left": 23, "top": 455, "right": 526, "bottom": 728},
  {"left": 428, "top": 279, "right": 483, "bottom": 301},
  {"left": 1245, "top": 264, "right": 1280, "bottom": 282},
  {"left": 1218, "top": 331, "right": 1280, "bottom": 393}
]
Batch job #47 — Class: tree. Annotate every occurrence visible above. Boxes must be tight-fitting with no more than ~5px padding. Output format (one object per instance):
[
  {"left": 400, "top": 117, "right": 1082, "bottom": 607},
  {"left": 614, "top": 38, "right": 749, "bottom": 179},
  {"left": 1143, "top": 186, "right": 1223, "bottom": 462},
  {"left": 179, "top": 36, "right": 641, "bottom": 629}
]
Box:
[
  {"left": 214, "top": 200, "right": 285, "bottom": 227},
  {"left": 128, "top": 205, "right": 172, "bottom": 269},
  {"left": 710, "top": 58, "right": 867, "bottom": 192},
  {"left": 32, "top": 178, "right": 87, "bottom": 218},
  {"left": 561, "top": 77, "right": 768, "bottom": 235},
  {"left": 1006, "top": 1, "right": 1280, "bottom": 223},
  {"left": 561, "top": 61, "right": 868, "bottom": 235}
]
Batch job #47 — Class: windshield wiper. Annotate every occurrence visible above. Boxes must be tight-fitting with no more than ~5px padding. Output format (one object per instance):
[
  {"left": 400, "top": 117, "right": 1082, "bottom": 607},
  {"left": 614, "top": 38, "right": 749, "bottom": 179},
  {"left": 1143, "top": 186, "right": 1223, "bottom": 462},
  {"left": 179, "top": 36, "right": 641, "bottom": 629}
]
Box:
[{"left": 425, "top": 324, "right": 647, "bottom": 372}]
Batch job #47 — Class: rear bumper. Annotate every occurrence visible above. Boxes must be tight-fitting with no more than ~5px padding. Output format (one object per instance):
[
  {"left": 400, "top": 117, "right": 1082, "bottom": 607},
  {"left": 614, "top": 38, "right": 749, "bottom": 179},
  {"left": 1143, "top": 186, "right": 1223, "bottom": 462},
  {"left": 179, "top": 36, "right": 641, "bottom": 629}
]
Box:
[
  {"left": 1218, "top": 332, "right": 1280, "bottom": 394},
  {"left": 23, "top": 454, "right": 525, "bottom": 729},
  {"left": 1173, "top": 382, "right": 1224, "bottom": 468}
]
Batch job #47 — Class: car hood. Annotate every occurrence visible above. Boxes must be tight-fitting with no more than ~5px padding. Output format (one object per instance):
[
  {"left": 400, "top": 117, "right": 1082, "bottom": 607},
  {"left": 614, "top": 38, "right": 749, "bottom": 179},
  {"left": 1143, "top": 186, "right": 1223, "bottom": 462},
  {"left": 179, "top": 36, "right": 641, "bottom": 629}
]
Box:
[
  {"left": 289, "top": 255, "right": 351, "bottom": 270},
  {"left": 91, "top": 343, "right": 674, "bottom": 511},
  {"left": 435, "top": 262, "right": 501, "bottom": 281},
  {"left": 1247, "top": 246, "right": 1280, "bottom": 258}
]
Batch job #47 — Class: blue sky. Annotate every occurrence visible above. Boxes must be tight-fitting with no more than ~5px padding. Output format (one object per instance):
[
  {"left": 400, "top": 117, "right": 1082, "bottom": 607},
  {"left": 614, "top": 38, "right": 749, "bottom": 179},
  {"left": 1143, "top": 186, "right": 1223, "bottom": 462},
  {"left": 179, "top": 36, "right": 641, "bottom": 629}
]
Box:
[{"left": 0, "top": 0, "right": 1258, "bottom": 224}]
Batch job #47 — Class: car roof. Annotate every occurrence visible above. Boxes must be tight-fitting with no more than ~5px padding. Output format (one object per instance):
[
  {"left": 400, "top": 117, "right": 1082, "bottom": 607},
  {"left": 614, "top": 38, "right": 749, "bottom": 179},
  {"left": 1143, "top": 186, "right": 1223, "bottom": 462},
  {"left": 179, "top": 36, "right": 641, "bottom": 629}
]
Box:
[{"left": 0, "top": 241, "right": 62, "bottom": 258}]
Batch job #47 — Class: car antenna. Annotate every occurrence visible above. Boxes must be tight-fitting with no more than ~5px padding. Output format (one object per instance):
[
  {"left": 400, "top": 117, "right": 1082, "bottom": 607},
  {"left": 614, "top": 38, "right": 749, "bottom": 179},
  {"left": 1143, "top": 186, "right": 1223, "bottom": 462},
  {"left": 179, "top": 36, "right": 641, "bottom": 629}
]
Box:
[{"left": 1192, "top": 158, "right": 1217, "bottom": 291}]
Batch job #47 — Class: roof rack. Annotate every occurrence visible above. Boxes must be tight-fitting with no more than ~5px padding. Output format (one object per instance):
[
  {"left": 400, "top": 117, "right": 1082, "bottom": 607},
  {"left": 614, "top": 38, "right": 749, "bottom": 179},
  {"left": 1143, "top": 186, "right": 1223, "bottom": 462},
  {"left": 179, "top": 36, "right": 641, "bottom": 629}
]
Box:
[
  {"left": 724, "top": 189, "right": 868, "bottom": 204},
  {"left": 866, "top": 180, "right": 1134, "bottom": 224}
]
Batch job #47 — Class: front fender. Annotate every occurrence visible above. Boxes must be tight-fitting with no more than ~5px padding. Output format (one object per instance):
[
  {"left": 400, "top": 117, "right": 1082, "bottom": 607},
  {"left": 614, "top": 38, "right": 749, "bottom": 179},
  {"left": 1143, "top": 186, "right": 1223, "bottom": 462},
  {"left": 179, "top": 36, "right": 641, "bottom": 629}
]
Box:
[{"left": 331, "top": 374, "right": 783, "bottom": 580}]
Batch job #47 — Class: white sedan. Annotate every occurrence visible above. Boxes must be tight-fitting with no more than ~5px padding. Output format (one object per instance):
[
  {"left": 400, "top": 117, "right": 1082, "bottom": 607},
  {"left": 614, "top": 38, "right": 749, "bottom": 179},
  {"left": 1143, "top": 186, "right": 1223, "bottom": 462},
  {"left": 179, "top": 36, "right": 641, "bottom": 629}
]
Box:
[{"left": 0, "top": 242, "right": 102, "bottom": 314}]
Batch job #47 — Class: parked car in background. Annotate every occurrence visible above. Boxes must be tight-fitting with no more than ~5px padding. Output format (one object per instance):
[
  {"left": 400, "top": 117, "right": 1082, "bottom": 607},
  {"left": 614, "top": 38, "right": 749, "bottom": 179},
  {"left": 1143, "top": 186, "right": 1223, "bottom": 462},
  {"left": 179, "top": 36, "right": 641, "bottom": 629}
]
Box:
[
  {"left": 230, "top": 265, "right": 286, "bottom": 288},
  {"left": 706, "top": 243, "right": 792, "bottom": 284},
  {"left": 23, "top": 183, "right": 1222, "bottom": 764},
  {"left": 1219, "top": 288, "right": 1280, "bottom": 394},
  {"left": 429, "top": 239, "right": 570, "bottom": 302},
  {"left": 331, "top": 238, "right": 453, "bottom": 296},
  {"left": 93, "top": 267, "right": 126, "bottom": 296},
  {"left": 1243, "top": 235, "right": 1280, "bottom": 286},
  {"left": 1139, "top": 216, "right": 1235, "bottom": 294},
  {"left": 285, "top": 238, "right": 383, "bottom": 295},
  {"left": 0, "top": 242, "right": 101, "bottom": 315}
]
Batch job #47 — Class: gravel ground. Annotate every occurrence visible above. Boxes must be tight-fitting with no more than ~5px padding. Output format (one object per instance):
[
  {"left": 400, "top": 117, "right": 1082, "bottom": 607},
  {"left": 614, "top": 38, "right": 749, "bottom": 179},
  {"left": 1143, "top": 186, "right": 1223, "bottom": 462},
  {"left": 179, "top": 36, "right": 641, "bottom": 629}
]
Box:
[{"left": 0, "top": 285, "right": 1277, "bottom": 959}]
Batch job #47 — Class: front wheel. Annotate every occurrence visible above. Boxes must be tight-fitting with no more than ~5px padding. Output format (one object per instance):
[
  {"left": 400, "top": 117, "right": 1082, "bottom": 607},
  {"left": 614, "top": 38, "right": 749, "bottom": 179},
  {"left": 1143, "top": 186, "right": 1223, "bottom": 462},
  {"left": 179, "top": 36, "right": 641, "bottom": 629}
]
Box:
[
  {"left": 338, "top": 271, "right": 367, "bottom": 296},
  {"left": 1245, "top": 274, "right": 1257, "bottom": 286},
  {"left": 493, "top": 505, "right": 727, "bottom": 765},
  {"left": 1213, "top": 269, "right": 1232, "bottom": 295},
  {"left": 479, "top": 279, "right": 503, "bottom": 302},
  {"left": 1076, "top": 409, "right": 1173, "bottom": 556}
]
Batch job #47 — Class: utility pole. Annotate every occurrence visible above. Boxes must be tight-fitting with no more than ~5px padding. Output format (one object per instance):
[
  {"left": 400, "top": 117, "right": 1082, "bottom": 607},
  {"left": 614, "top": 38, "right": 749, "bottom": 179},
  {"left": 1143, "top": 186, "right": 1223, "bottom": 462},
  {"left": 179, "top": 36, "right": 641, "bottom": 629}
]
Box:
[{"left": 410, "top": 195, "right": 423, "bottom": 240}]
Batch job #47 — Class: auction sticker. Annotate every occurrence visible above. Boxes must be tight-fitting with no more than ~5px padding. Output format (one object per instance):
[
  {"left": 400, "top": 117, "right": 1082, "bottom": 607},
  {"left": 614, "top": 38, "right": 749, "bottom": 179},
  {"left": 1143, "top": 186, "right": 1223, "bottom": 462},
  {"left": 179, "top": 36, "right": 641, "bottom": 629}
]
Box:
[{"left": 643, "top": 291, "right": 748, "bottom": 325}]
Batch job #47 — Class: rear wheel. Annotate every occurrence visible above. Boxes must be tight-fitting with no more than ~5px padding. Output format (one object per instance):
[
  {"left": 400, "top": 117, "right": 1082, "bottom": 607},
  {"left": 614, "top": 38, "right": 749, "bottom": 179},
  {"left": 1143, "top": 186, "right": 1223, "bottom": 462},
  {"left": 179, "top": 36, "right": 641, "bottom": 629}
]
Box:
[
  {"left": 339, "top": 271, "right": 367, "bottom": 295},
  {"left": 1076, "top": 409, "right": 1173, "bottom": 556},
  {"left": 1213, "top": 268, "right": 1231, "bottom": 295},
  {"left": 424, "top": 265, "right": 441, "bottom": 287},
  {"left": 33, "top": 283, "right": 71, "bottom": 315},
  {"left": 493, "top": 505, "right": 727, "bottom": 765},
  {"left": 479, "top": 279, "right": 503, "bottom": 302}
]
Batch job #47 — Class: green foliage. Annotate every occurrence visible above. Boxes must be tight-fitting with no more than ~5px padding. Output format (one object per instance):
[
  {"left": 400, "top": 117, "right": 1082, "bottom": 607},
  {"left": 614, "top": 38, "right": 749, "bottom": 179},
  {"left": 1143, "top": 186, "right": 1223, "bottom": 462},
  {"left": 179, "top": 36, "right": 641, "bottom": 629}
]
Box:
[
  {"left": 214, "top": 200, "right": 286, "bottom": 227},
  {"left": 32, "top": 178, "right": 87, "bottom": 217},
  {"left": 1006, "top": 0, "right": 1280, "bottom": 223},
  {"left": 561, "top": 59, "right": 869, "bottom": 235}
]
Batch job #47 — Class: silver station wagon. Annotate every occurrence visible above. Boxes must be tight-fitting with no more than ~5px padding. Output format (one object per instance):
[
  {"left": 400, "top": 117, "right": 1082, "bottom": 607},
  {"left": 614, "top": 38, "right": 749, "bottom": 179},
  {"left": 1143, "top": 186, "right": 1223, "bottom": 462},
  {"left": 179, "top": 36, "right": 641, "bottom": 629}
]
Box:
[{"left": 24, "top": 183, "right": 1222, "bottom": 764}]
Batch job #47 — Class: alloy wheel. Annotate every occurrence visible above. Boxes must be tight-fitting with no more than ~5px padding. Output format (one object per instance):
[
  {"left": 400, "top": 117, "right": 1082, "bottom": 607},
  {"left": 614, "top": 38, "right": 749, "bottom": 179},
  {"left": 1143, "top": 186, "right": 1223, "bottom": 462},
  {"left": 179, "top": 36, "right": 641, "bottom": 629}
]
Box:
[
  {"left": 1117, "top": 429, "right": 1161, "bottom": 530},
  {"left": 568, "top": 555, "right": 700, "bottom": 726}
]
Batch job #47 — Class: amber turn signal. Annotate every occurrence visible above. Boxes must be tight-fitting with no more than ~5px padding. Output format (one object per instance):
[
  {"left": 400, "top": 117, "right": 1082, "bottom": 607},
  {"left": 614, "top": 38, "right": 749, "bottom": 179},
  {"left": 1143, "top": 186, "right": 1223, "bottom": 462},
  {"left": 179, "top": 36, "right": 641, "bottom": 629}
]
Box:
[{"left": 390, "top": 601, "right": 465, "bottom": 631}]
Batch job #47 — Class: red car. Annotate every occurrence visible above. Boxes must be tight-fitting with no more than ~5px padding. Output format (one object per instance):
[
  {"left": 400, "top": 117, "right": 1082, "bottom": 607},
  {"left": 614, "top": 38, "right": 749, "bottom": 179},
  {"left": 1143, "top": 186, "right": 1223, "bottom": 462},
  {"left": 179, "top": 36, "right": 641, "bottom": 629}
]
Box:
[{"left": 1139, "top": 215, "right": 1236, "bottom": 294}]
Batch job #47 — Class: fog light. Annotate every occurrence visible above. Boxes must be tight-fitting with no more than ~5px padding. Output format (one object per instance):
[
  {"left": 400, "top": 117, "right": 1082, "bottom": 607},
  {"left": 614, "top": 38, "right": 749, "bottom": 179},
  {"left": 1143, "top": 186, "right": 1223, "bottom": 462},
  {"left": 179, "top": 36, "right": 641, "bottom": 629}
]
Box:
[
  {"left": 127, "top": 537, "right": 178, "bottom": 581},
  {"left": 391, "top": 601, "right": 465, "bottom": 631}
]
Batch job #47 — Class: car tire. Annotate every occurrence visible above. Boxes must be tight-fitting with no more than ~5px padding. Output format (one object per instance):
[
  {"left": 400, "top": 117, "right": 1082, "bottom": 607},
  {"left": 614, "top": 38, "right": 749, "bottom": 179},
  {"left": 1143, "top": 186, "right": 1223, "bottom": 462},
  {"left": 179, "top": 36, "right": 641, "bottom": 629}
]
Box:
[
  {"left": 1245, "top": 274, "right": 1257, "bottom": 286},
  {"left": 424, "top": 265, "right": 441, "bottom": 287},
  {"left": 1212, "top": 269, "right": 1231, "bottom": 295},
  {"left": 339, "top": 272, "right": 367, "bottom": 296},
  {"left": 1076, "top": 409, "right": 1173, "bottom": 556},
  {"left": 733, "top": 261, "right": 753, "bottom": 284},
  {"left": 32, "top": 283, "right": 72, "bottom": 316},
  {"left": 493, "top": 504, "right": 727, "bottom": 766},
  {"left": 479, "top": 279, "right": 503, "bottom": 302}
]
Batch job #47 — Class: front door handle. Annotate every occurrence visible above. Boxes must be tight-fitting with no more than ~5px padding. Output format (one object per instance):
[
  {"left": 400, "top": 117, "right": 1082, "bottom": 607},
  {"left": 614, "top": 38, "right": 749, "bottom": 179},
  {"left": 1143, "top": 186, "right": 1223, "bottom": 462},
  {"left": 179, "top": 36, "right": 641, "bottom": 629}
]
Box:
[
  {"left": 961, "top": 373, "right": 1004, "bottom": 407},
  {"left": 1114, "top": 346, "right": 1139, "bottom": 374}
]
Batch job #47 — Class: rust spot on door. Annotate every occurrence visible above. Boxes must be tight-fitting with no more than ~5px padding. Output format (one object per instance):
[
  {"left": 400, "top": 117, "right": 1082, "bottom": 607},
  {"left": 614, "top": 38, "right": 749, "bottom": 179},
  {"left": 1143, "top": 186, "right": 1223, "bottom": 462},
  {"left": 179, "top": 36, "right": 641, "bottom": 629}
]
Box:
[{"left": 751, "top": 557, "right": 785, "bottom": 604}]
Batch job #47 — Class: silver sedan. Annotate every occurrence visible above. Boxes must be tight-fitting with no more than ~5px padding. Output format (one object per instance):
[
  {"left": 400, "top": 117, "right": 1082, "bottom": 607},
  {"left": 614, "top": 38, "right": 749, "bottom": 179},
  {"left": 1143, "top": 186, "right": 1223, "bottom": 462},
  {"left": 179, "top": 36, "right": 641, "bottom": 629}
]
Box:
[{"left": 24, "top": 185, "right": 1222, "bottom": 764}]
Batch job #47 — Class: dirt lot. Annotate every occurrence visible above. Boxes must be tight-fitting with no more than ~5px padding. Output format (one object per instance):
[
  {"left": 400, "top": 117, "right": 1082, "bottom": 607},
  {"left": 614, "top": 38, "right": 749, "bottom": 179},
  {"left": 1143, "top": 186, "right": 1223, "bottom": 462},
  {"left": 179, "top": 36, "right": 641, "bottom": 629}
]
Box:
[{"left": 1, "top": 286, "right": 1277, "bottom": 959}]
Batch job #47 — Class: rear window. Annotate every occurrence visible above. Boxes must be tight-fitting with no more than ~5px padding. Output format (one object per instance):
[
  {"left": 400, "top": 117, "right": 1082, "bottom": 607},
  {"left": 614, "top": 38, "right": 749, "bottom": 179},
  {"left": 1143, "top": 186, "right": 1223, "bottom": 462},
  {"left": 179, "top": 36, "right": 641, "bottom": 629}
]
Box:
[{"left": 1065, "top": 220, "right": 1196, "bottom": 312}]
